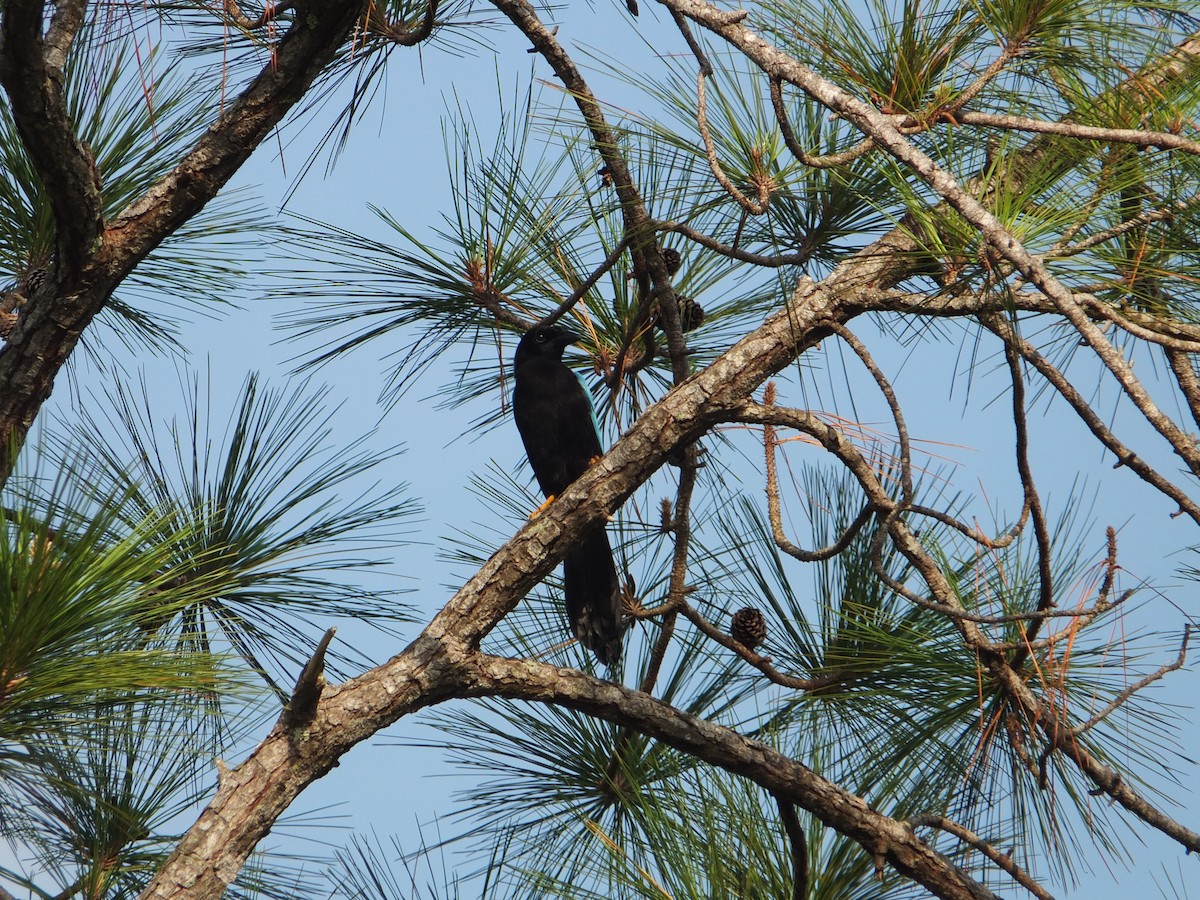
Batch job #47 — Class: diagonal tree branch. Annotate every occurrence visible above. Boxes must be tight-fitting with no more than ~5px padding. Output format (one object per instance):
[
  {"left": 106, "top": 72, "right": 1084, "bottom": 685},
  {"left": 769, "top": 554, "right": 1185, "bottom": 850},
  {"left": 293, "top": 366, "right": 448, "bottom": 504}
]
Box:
[
  {"left": 0, "top": 0, "right": 368, "bottom": 480},
  {"left": 0, "top": 0, "right": 103, "bottom": 272},
  {"left": 466, "top": 653, "right": 1000, "bottom": 900},
  {"left": 659, "top": 0, "right": 1200, "bottom": 484},
  {"left": 139, "top": 261, "right": 847, "bottom": 900}
]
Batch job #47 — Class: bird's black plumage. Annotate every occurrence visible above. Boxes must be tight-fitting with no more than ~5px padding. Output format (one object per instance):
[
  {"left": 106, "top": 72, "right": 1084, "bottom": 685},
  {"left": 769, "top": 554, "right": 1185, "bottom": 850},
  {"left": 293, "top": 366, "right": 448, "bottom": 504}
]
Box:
[{"left": 512, "top": 324, "right": 623, "bottom": 665}]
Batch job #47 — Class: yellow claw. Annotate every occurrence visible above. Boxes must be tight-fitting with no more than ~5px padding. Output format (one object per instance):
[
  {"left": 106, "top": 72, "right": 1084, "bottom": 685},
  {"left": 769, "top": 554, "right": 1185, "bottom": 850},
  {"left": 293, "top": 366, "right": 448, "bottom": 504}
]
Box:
[{"left": 530, "top": 494, "right": 557, "bottom": 519}]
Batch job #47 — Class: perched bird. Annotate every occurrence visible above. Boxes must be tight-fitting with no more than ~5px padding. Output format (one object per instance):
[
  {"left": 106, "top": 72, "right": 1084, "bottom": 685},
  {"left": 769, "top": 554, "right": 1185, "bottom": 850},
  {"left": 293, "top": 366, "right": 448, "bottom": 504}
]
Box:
[{"left": 512, "top": 324, "right": 623, "bottom": 665}]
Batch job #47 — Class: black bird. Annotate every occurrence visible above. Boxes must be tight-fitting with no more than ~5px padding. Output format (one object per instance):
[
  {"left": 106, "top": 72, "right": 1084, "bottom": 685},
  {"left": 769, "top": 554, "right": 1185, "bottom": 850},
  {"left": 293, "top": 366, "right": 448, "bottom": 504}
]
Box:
[{"left": 512, "top": 324, "right": 623, "bottom": 666}]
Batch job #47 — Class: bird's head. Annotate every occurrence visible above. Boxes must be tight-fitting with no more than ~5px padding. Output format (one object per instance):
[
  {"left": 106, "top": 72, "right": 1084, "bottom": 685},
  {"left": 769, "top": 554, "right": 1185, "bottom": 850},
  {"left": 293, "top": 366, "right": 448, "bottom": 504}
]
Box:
[{"left": 514, "top": 323, "right": 582, "bottom": 366}]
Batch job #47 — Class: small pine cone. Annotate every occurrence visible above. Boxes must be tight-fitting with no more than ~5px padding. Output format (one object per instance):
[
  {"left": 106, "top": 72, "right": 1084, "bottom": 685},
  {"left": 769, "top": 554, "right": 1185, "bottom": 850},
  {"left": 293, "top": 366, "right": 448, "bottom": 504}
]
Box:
[
  {"left": 661, "top": 246, "right": 682, "bottom": 275},
  {"left": 21, "top": 265, "right": 48, "bottom": 296},
  {"left": 0, "top": 310, "right": 17, "bottom": 341},
  {"left": 676, "top": 294, "right": 705, "bottom": 332},
  {"left": 731, "top": 607, "right": 767, "bottom": 649}
]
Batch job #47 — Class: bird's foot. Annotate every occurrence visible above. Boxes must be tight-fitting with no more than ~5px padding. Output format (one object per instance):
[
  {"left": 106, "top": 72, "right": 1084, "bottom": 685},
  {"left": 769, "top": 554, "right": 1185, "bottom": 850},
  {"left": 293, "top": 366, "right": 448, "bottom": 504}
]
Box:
[
  {"left": 587, "top": 455, "right": 602, "bottom": 467},
  {"left": 529, "top": 494, "right": 557, "bottom": 519}
]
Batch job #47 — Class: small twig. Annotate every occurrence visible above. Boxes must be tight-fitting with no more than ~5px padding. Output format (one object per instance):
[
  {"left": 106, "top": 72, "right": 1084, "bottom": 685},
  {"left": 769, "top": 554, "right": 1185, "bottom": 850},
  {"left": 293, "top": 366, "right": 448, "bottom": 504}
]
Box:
[
  {"left": 675, "top": 600, "right": 842, "bottom": 691},
  {"left": 284, "top": 627, "right": 337, "bottom": 728},
  {"left": 654, "top": 218, "right": 821, "bottom": 267},
  {"left": 669, "top": 8, "right": 713, "bottom": 76},
  {"left": 769, "top": 76, "right": 877, "bottom": 168},
  {"left": 1087, "top": 303, "right": 1200, "bottom": 353},
  {"left": 907, "top": 814, "right": 1055, "bottom": 900},
  {"left": 830, "top": 324, "right": 913, "bottom": 503},
  {"left": 697, "top": 70, "right": 770, "bottom": 215},
  {"left": 1049, "top": 200, "right": 1193, "bottom": 259},
  {"left": 1071, "top": 625, "right": 1192, "bottom": 737},
  {"left": 1096, "top": 527, "right": 1119, "bottom": 609},
  {"left": 542, "top": 235, "right": 632, "bottom": 328},
  {"left": 774, "top": 793, "right": 809, "bottom": 900},
  {"left": 934, "top": 44, "right": 1022, "bottom": 120}
]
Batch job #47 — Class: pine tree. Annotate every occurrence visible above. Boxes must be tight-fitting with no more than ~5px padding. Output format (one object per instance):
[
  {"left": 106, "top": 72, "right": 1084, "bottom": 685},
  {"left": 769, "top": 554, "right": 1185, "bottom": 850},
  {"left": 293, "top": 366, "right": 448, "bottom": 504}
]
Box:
[{"left": 1, "top": 1, "right": 1198, "bottom": 898}]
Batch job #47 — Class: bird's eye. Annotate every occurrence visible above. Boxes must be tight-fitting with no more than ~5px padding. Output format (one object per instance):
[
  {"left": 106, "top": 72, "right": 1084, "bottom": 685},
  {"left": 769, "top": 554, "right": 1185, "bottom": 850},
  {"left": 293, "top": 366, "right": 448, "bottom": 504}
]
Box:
[{"left": 536, "top": 331, "right": 547, "bottom": 343}]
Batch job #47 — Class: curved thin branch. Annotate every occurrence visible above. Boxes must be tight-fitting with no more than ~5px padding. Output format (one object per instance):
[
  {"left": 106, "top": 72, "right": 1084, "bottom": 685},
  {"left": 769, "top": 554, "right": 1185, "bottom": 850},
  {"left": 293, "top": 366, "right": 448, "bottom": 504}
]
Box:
[
  {"left": 762, "top": 383, "right": 874, "bottom": 562},
  {"left": 980, "top": 313, "right": 1200, "bottom": 525},
  {"left": 697, "top": 70, "right": 771, "bottom": 215},
  {"left": 769, "top": 76, "right": 876, "bottom": 168},
  {"left": 906, "top": 814, "right": 1054, "bottom": 900},
  {"left": 905, "top": 500, "right": 1030, "bottom": 550},
  {"left": 830, "top": 324, "right": 914, "bottom": 502}
]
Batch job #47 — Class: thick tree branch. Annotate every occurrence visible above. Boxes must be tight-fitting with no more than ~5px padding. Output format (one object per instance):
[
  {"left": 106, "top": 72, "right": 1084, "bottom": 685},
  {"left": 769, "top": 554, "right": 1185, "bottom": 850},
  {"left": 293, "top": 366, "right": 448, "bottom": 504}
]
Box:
[
  {"left": 140, "top": 264, "right": 846, "bottom": 899},
  {"left": 0, "top": 0, "right": 102, "bottom": 272},
  {"left": 466, "top": 654, "right": 999, "bottom": 900},
  {"left": 0, "top": 0, "right": 367, "bottom": 481}
]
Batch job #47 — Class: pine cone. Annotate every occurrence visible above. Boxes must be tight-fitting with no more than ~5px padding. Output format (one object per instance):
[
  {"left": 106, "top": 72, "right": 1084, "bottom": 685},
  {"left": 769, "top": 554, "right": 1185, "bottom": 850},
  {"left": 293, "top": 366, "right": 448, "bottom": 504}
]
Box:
[
  {"left": 21, "top": 265, "right": 48, "bottom": 296},
  {"left": 661, "top": 246, "right": 682, "bottom": 275},
  {"left": 731, "top": 607, "right": 766, "bottom": 649},
  {"left": 0, "top": 310, "right": 17, "bottom": 341},
  {"left": 676, "top": 294, "right": 705, "bottom": 332}
]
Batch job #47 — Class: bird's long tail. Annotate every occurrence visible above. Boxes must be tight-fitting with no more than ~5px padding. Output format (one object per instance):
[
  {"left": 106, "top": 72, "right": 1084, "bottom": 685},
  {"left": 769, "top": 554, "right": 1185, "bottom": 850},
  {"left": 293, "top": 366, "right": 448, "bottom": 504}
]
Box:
[{"left": 562, "top": 526, "right": 623, "bottom": 666}]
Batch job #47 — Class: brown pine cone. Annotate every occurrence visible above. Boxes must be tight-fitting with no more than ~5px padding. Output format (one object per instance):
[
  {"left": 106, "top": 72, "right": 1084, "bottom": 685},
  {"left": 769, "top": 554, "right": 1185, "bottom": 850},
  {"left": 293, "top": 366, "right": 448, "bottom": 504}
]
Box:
[{"left": 731, "top": 607, "right": 767, "bottom": 649}]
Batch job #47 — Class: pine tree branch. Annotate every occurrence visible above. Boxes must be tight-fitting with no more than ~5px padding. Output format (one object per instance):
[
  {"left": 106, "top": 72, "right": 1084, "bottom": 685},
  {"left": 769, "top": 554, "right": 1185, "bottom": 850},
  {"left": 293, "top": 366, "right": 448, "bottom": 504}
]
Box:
[
  {"left": 906, "top": 814, "right": 1054, "bottom": 900},
  {"left": 661, "top": 0, "right": 1200, "bottom": 486},
  {"left": 0, "top": 0, "right": 103, "bottom": 273},
  {"left": 950, "top": 110, "right": 1200, "bottom": 156},
  {"left": 467, "top": 653, "right": 999, "bottom": 900},
  {"left": 0, "top": 0, "right": 367, "bottom": 481}
]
